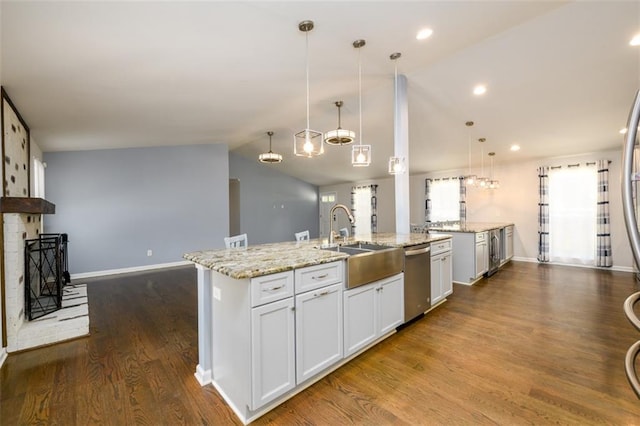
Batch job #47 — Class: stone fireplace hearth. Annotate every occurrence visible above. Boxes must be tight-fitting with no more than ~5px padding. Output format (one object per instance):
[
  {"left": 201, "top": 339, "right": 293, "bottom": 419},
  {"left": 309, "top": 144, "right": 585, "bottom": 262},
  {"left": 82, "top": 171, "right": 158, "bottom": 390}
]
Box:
[{"left": 2, "top": 198, "right": 89, "bottom": 352}]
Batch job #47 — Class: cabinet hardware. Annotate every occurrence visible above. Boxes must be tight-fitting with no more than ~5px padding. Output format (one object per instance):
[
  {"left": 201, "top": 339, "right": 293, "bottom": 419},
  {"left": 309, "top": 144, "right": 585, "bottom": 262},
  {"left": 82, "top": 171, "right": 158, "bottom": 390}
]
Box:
[
  {"left": 314, "top": 290, "right": 330, "bottom": 297},
  {"left": 264, "top": 285, "right": 284, "bottom": 292},
  {"left": 312, "top": 273, "right": 329, "bottom": 280},
  {"left": 291, "top": 307, "right": 296, "bottom": 311}
]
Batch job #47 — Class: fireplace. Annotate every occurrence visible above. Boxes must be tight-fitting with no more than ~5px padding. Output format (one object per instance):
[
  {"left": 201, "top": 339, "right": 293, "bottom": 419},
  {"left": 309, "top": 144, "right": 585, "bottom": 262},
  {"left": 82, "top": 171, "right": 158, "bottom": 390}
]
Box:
[
  {"left": 2, "top": 197, "right": 88, "bottom": 352},
  {"left": 25, "top": 233, "right": 70, "bottom": 320}
]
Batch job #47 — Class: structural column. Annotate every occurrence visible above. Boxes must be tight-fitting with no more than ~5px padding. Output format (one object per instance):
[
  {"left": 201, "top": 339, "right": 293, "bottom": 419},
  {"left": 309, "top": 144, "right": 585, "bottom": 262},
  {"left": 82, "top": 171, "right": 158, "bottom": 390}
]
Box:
[
  {"left": 394, "top": 74, "right": 410, "bottom": 234},
  {"left": 195, "top": 264, "right": 213, "bottom": 385}
]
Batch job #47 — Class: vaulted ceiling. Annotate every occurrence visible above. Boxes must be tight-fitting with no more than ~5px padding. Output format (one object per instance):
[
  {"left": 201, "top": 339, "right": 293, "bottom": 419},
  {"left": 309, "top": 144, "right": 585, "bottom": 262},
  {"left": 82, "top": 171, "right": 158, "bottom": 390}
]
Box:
[{"left": 1, "top": 1, "right": 638, "bottom": 186}]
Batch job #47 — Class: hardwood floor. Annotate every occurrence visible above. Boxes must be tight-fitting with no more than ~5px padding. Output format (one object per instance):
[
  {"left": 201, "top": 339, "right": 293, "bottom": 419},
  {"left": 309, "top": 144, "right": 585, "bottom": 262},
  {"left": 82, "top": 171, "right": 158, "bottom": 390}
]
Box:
[{"left": 2, "top": 261, "right": 640, "bottom": 425}]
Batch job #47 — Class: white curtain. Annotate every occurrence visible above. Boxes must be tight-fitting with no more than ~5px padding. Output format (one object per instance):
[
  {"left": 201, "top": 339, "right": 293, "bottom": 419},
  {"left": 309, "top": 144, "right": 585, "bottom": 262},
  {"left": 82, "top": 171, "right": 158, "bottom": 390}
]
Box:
[
  {"left": 428, "top": 178, "right": 460, "bottom": 223},
  {"left": 548, "top": 165, "right": 597, "bottom": 265},
  {"left": 352, "top": 186, "right": 372, "bottom": 235}
]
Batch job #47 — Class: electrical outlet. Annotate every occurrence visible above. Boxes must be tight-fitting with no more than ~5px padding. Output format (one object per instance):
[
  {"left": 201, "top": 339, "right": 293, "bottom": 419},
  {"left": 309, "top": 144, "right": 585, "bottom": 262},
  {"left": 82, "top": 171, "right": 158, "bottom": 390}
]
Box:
[
  {"left": 147, "top": 249, "right": 153, "bottom": 257},
  {"left": 213, "top": 287, "right": 221, "bottom": 301}
]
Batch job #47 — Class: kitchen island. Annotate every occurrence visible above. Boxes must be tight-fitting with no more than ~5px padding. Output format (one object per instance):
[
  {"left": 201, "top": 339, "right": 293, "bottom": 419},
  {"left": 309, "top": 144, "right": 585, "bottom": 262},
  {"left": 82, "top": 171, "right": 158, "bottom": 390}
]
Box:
[
  {"left": 184, "top": 232, "right": 450, "bottom": 424},
  {"left": 429, "top": 222, "right": 514, "bottom": 284}
]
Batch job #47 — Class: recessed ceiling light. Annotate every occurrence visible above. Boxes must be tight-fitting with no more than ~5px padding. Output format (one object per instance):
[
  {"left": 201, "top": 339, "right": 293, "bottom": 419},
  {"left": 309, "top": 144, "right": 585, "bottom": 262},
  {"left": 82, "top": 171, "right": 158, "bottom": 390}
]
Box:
[
  {"left": 510, "top": 144, "right": 520, "bottom": 152},
  {"left": 620, "top": 127, "right": 628, "bottom": 134},
  {"left": 416, "top": 28, "right": 433, "bottom": 40},
  {"left": 473, "top": 84, "right": 487, "bottom": 95},
  {"left": 630, "top": 34, "right": 640, "bottom": 46}
]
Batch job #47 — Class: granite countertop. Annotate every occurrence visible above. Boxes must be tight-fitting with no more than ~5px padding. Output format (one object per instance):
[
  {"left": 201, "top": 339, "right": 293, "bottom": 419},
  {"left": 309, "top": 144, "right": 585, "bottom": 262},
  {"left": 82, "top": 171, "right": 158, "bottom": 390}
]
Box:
[
  {"left": 429, "top": 222, "right": 514, "bottom": 233},
  {"left": 184, "top": 232, "right": 452, "bottom": 279}
]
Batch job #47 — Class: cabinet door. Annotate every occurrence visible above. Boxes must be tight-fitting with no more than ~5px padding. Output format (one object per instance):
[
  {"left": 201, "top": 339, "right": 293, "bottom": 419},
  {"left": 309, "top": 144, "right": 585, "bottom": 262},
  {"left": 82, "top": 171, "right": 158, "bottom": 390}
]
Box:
[
  {"left": 430, "top": 253, "right": 443, "bottom": 306},
  {"left": 251, "top": 297, "right": 295, "bottom": 409},
  {"left": 343, "top": 284, "right": 377, "bottom": 357},
  {"left": 441, "top": 252, "right": 453, "bottom": 297},
  {"left": 475, "top": 241, "right": 488, "bottom": 277},
  {"left": 505, "top": 226, "right": 514, "bottom": 260},
  {"left": 378, "top": 274, "right": 404, "bottom": 335},
  {"left": 295, "top": 283, "right": 343, "bottom": 384}
]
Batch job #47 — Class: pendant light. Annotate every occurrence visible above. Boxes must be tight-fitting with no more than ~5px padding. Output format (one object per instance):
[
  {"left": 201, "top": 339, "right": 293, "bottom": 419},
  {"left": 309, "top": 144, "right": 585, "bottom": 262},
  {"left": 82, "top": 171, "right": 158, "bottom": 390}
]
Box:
[
  {"left": 477, "top": 137, "right": 489, "bottom": 188},
  {"left": 488, "top": 152, "right": 500, "bottom": 189},
  {"left": 352, "top": 39, "right": 371, "bottom": 167},
  {"left": 388, "top": 52, "right": 406, "bottom": 175},
  {"left": 259, "top": 131, "right": 283, "bottom": 164},
  {"left": 464, "top": 121, "right": 477, "bottom": 186},
  {"left": 294, "top": 20, "right": 323, "bottom": 157},
  {"left": 324, "top": 101, "right": 355, "bottom": 145}
]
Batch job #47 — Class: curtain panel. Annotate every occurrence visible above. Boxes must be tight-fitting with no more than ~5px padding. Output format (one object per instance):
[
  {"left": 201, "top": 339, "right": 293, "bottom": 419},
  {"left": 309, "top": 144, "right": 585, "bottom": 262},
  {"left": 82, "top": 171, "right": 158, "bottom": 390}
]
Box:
[
  {"left": 537, "top": 166, "right": 550, "bottom": 262},
  {"left": 596, "top": 159, "right": 612, "bottom": 267},
  {"left": 459, "top": 177, "right": 466, "bottom": 223},
  {"left": 425, "top": 179, "right": 431, "bottom": 223},
  {"left": 350, "top": 184, "right": 378, "bottom": 235}
]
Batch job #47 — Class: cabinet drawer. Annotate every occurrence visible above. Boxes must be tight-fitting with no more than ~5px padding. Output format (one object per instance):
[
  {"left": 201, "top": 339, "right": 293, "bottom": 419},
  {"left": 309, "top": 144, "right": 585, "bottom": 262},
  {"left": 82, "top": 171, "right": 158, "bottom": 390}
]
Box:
[
  {"left": 251, "top": 271, "right": 294, "bottom": 307},
  {"left": 295, "top": 261, "right": 343, "bottom": 294},
  {"left": 431, "top": 238, "right": 452, "bottom": 255},
  {"left": 475, "top": 232, "right": 487, "bottom": 242}
]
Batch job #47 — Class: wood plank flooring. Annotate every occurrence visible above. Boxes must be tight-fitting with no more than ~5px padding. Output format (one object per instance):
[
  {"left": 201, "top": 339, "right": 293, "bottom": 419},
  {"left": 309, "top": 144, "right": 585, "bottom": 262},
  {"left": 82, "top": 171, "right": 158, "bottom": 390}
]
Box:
[{"left": 2, "top": 261, "right": 640, "bottom": 425}]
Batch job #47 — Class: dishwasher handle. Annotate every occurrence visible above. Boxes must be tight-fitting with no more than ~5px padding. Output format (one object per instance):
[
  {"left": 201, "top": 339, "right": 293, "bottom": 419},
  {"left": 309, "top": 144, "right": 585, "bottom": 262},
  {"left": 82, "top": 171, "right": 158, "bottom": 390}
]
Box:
[{"left": 405, "top": 246, "right": 430, "bottom": 256}]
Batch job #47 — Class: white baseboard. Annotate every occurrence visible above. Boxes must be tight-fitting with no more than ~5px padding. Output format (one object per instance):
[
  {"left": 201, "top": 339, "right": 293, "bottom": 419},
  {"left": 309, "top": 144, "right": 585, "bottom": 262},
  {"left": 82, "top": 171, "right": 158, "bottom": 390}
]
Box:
[
  {"left": 512, "top": 257, "right": 634, "bottom": 273},
  {"left": 71, "top": 260, "right": 192, "bottom": 280}
]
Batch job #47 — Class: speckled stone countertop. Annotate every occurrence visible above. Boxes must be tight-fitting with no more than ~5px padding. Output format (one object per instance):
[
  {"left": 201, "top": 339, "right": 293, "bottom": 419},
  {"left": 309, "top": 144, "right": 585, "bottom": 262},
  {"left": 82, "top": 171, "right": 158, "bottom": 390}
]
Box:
[
  {"left": 184, "top": 232, "right": 452, "bottom": 279},
  {"left": 428, "top": 222, "right": 514, "bottom": 233}
]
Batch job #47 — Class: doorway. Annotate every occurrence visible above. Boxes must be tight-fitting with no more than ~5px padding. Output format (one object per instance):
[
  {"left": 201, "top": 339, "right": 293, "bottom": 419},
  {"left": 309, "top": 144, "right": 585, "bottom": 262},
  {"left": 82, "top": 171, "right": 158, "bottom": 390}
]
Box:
[
  {"left": 229, "top": 179, "right": 240, "bottom": 236},
  {"left": 319, "top": 192, "right": 336, "bottom": 238}
]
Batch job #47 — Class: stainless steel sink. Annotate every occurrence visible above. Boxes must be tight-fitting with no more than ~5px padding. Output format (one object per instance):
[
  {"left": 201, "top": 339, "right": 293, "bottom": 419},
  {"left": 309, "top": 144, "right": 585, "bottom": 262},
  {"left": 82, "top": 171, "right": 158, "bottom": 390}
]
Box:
[
  {"left": 321, "top": 243, "right": 403, "bottom": 288},
  {"left": 324, "top": 246, "right": 370, "bottom": 256}
]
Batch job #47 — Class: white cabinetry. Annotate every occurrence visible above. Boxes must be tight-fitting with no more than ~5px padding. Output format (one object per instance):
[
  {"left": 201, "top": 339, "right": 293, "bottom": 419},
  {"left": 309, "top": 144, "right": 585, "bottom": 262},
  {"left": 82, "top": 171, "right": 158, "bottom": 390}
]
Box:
[
  {"left": 504, "top": 225, "right": 514, "bottom": 261},
  {"left": 293, "top": 261, "right": 344, "bottom": 384},
  {"left": 343, "top": 273, "right": 404, "bottom": 357},
  {"left": 430, "top": 239, "right": 452, "bottom": 306},
  {"left": 250, "top": 296, "right": 295, "bottom": 409},
  {"left": 435, "top": 231, "right": 489, "bottom": 285},
  {"left": 295, "top": 282, "right": 343, "bottom": 383},
  {"left": 475, "top": 232, "right": 488, "bottom": 278},
  {"left": 209, "top": 260, "right": 344, "bottom": 422}
]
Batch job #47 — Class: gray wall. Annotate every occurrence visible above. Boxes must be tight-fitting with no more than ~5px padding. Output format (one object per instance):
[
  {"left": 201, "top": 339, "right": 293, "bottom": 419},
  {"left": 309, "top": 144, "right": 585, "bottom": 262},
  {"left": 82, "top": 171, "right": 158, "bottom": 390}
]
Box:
[
  {"left": 229, "top": 153, "right": 318, "bottom": 244},
  {"left": 44, "top": 144, "right": 229, "bottom": 274}
]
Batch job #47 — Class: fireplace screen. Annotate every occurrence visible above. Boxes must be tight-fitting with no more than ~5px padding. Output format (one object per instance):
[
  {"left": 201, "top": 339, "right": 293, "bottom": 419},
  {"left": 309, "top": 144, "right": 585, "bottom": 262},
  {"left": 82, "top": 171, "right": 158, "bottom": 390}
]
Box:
[{"left": 24, "top": 233, "right": 70, "bottom": 320}]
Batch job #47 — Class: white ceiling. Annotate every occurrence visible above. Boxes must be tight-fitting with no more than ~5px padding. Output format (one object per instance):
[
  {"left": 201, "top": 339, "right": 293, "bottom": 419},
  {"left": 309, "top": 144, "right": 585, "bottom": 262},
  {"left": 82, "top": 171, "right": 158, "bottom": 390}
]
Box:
[{"left": 1, "top": 1, "right": 639, "bottom": 186}]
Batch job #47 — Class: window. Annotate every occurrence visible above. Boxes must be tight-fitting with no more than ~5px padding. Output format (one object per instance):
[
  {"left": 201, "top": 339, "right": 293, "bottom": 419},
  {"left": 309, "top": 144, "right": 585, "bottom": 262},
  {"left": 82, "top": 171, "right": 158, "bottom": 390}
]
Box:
[
  {"left": 33, "top": 157, "right": 45, "bottom": 198},
  {"left": 351, "top": 185, "right": 378, "bottom": 235},
  {"left": 428, "top": 178, "right": 460, "bottom": 223},
  {"left": 352, "top": 186, "right": 372, "bottom": 234},
  {"left": 548, "top": 165, "right": 597, "bottom": 265}
]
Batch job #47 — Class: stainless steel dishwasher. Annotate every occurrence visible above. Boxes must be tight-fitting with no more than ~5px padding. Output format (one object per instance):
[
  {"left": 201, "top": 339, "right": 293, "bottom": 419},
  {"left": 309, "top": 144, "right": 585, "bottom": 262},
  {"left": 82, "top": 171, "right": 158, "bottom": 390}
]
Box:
[{"left": 403, "top": 243, "right": 431, "bottom": 322}]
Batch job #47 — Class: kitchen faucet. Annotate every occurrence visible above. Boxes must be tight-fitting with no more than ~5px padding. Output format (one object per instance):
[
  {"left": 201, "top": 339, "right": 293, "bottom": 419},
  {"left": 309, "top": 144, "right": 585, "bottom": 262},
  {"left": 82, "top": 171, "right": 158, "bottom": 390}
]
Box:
[{"left": 329, "top": 204, "right": 355, "bottom": 245}]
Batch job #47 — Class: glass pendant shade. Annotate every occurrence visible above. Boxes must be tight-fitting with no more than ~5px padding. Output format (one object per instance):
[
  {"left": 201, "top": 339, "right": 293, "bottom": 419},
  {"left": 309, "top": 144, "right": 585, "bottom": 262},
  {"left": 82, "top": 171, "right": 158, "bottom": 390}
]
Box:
[
  {"left": 259, "top": 131, "right": 283, "bottom": 164},
  {"left": 465, "top": 175, "right": 477, "bottom": 186},
  {"left": 325, "top": 128, "right": 355, "bottom": 145},
  {"left": 352, "top": 144, "right": 371, "bottom": 166},
  {"left": 325, "top": 101, "right": 355, "bottom": 145},
  {"left": 388, "top": 156, "right": 406, "bottom": 174},
  {"left": 294, "top": 129, "right": 323, "bottom": 157}
]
